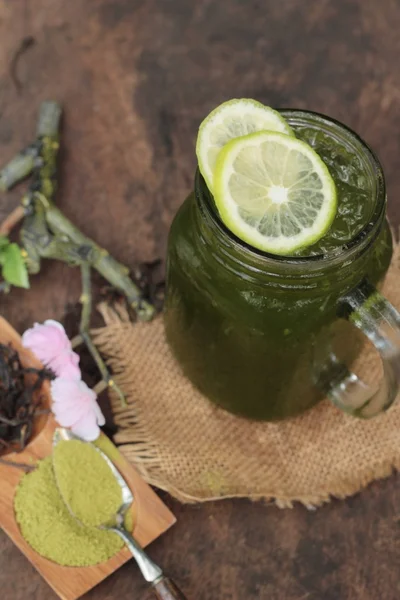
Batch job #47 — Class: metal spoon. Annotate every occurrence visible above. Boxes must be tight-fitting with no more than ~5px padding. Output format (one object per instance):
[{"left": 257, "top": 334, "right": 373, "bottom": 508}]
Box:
[{"left": 53, "top": 428, "right": 187, "bottom": 599}]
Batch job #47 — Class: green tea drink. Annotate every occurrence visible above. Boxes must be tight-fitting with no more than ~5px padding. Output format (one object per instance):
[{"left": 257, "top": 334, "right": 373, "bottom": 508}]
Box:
[
  {"left": 291, "top": 119, "right": 379, "bottom": 257},
  {"left": 165, "top": 109, "right": 392, "bottom": 420}
]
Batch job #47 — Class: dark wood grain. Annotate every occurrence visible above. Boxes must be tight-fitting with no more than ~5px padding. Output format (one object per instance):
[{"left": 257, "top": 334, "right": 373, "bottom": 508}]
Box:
[{"left": 0, "top": 0, "right": 399, "bottom": 599}]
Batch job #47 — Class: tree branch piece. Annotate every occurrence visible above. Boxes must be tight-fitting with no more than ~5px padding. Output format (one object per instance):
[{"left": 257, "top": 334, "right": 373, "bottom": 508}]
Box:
[
  {"left": 79, "top": 263, "right": 126, "bottom": 406},
  {"left": 42, "top": 200, "right": 155, "bottom": 321},
  {"left": 36, "top": 101, "right": 62, "bottom": 138},
  {"left": 70, "top": 334, "right": 83, "bottom": 349},
  {"left": 0, "top": 144, "right": 39, "bottom": 192},
  {"left": 28, "top": 101, "right": 61, "bottom": 207},
  {"left": 0, "top": 100, "right": 155, "bottom": 406},
  {"left": 0, "top": 205, "right": 26, "bottom": 236},
  {"left": 93, "top": 380, "right": 107, "bottom": 395}
]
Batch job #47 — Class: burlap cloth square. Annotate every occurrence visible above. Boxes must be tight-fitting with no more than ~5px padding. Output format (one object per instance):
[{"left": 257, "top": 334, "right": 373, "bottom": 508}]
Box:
[{"left": 92, "top": 244, "right": 400, "bottom": 507}]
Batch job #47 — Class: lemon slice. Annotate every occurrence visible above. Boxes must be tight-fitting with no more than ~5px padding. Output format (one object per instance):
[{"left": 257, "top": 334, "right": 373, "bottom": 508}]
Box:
[
  {"left": 214, "top": 131, "right": 337, "bottom": 255},
  {"left": 196, "top": 99, "right": 294, "bottom": 192}
]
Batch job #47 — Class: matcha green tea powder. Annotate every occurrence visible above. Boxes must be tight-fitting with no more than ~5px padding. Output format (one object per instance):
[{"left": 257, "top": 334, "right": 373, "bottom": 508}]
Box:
[
  {"left": 14, "top": 457, "right": 124, "bottom": 566},
  {"left": 53, "top": 439, "right": 123, "bottom": 528}
]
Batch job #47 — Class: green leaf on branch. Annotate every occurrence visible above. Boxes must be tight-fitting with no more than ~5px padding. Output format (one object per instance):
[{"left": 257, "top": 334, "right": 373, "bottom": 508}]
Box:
[
  {"left": 1, "top": 243, "right": 29, "bottom": 288},
  {"left": 0, "top": 235, "right": 9, "bottom": 249}
]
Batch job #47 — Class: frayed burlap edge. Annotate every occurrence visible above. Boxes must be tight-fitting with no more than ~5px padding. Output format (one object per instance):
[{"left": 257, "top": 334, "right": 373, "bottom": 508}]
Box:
[{"left": 92, "top": 242, "right": 400, "bottom": 507}]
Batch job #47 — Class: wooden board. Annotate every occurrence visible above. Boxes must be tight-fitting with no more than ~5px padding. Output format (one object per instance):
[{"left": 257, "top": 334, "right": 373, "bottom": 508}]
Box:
[{"left": 0, "top": 316, "right": 176, "bottom": 600}]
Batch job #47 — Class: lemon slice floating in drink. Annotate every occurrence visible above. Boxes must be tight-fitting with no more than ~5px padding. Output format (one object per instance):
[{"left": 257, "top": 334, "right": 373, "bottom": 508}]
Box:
[
  {"left": 213, "top": 131, "right": 337, "bottom": 255},
  {"left": 196, "top": 98, "right": 294, "bottom": 192}
]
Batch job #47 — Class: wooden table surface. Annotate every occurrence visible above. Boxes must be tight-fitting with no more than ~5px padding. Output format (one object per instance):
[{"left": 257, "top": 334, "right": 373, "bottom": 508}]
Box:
[{"left": 1, "top": 1, "right": 399, "bottom": 598}]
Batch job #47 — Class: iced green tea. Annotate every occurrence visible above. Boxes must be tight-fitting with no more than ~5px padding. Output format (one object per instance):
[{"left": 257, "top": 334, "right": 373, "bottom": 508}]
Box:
[{"left": 165, "top": 110, "right": 392, "bottom": 420}]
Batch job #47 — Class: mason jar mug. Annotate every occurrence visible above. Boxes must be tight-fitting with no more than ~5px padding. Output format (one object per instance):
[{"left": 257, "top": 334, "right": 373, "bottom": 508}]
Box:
[{"left": 164, "top": 111, "right": 399, "bottom": 421}]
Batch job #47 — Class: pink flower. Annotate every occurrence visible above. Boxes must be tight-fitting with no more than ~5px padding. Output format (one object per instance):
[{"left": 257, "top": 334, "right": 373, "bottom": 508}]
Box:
[
  {"left": 22, "top": 320, "right": 81, "bottom": 379},
  {"left": 51, "top": 378, "right": 105, "bottom": 441},
  {"left": 50, "top": 351, "right": 81, "bottom": 379}
]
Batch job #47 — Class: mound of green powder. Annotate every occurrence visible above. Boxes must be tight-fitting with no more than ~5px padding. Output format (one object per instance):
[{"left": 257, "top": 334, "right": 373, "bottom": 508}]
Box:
[
  {"left": 53, "top": 439, "right": 123, "bottom": 528},
  {"left": 14, "top": 453, "right": 125, "bottom": 567}
]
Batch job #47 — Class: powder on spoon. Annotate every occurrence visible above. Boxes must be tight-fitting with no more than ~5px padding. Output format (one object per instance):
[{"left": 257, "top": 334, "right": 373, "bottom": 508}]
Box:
[
  {"left": 14, "top": 456, "right": 125, "bottom": 566},
  {"left": 52, "top": 439, "right": 123, "bottom": 528}
]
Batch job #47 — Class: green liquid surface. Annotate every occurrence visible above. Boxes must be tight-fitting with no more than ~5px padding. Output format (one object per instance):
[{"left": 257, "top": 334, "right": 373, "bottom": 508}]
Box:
[{"left": 292, "top": 123, "right": 374, "bottom": 257}]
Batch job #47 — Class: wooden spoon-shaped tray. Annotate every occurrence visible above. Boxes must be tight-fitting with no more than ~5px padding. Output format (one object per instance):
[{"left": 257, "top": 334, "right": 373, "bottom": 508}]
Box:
[{"left": 0, "top": 316, "right": 176, "bottom": 600}]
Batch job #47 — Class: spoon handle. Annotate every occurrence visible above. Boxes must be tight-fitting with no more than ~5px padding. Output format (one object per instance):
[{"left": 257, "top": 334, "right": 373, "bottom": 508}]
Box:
[
  {"left": 113, "top": 527, "right": 163, "bottom": 582},
  {"left": 153, "top": 576, "right": 188, "bottom": 599},
  {"left": 113, "top": 528, "right": 187, "bottom": 598}
]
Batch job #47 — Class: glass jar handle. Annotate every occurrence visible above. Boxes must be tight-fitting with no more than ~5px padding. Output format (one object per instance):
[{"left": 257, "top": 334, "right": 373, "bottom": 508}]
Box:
[{"left": 318, "top": 279, "right": 400, "bottom": 418}]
